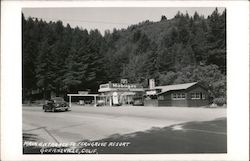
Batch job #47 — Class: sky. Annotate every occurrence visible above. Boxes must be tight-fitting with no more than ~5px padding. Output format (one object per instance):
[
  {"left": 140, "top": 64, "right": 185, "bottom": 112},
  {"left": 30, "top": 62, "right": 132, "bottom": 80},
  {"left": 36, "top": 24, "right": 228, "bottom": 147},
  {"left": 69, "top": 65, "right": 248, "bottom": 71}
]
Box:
[{"left": 22, "top": 7, "right": 225, "bottom": 35}]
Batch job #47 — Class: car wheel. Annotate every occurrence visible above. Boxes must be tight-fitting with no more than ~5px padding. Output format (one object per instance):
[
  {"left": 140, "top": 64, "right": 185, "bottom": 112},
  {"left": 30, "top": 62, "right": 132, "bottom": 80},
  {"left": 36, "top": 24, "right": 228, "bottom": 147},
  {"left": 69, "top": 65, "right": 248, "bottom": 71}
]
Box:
[{"left": 65, "top": 108, "right": 68, "bottom": 111}]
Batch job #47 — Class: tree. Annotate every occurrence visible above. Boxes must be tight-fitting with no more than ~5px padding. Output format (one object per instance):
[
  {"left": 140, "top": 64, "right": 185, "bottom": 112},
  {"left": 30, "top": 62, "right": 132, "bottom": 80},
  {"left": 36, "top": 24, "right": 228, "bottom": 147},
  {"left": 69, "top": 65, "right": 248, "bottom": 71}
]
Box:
[
  {"left": 193, "top": 11, "right": 200, "bottom": 21},
  {"left": 35, "top": 39, "right": 57, "bottom": 99},
  {"left": 22, "top": 9, "right": 226, "bottom": 101},
  {"left": 135, "top": 33, "right": 150, "bottom": 55},
  {"left": 62, "top": 53, "right": 87, "bottom": 93},
  {"left": 145, "top": 41, "right": 159, "bottom": 78},
  {"left": 207, "top": 8, "right": 226, "bottom": 73},
  {"left": 159, "top": 71, "right": 177, "bottom": 85},
  {"left": 61, "top": 27, "right": 89, "bottom": 93},
  {"left": 22, "top": 15, "right": 40, "bottom": 100},
  {"left": 84, "top": 29, "right": 106, "bottom": 91},
  {"left": 161, "top": 15, "right": 167, "bottom": 21},
  {"left": 158, "top": 65, "right": 226, "bottom": 101}
]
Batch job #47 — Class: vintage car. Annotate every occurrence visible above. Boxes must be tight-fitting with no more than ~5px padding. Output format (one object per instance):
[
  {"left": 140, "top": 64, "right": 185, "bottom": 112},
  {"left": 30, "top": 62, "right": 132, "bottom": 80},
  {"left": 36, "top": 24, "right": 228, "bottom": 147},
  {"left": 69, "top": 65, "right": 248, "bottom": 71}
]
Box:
[
  {"left": 43, "top": 97, "right": 69, "bottom": 112},
  {"left": 96, "top": 99, "right": 105, "bottom": 106},
  {"left": 132, "top": 96, "right": 144, "bottom": 106}
]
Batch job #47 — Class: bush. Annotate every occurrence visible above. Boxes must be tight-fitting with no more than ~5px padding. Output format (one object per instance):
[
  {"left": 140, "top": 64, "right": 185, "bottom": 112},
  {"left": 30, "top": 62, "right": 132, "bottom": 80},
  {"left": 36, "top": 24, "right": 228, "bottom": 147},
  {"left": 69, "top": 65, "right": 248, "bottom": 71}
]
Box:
[{"left": 213, "top": 97, "right": 226, "bottom": 106}]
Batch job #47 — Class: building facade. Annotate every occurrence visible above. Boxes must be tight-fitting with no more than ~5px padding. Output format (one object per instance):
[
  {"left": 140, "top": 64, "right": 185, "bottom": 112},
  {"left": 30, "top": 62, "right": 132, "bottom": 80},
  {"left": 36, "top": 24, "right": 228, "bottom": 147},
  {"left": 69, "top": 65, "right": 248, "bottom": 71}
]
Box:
[
  {"left": 98, "top": 81, "right": 144, "bottom": 106},
  {"left": 144, "top": 82, "right": 209, "bottom": 107}
]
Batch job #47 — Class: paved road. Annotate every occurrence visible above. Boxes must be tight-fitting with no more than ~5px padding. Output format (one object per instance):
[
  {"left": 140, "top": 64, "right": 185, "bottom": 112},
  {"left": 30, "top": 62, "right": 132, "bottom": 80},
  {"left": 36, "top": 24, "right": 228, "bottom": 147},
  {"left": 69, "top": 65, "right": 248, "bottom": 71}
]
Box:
[{"left": 23, "top": 105, "right": 226, "bottom": 143}]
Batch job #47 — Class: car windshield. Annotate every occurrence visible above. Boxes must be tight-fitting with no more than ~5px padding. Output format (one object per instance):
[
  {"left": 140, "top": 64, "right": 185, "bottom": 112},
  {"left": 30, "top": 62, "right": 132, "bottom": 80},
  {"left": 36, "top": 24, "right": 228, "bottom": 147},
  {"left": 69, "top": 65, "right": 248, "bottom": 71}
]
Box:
[{"left": 52, "top": 98, "right": 64, "bottom": 103}]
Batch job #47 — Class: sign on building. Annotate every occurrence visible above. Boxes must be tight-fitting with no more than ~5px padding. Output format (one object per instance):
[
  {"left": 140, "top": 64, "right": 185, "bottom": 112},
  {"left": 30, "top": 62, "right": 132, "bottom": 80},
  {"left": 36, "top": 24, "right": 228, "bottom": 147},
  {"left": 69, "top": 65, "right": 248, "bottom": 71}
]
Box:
[
  {"left": 112, "top": 83, "right": 137, "bottom": 89},
  {"left": 146, "top": 90, "right": 157, "bottom": 95},
  {"left": 78, "top": 91, "right": 89, "bottom": 95},
  {"left": 121, "top": 79, "right": 128, "bottom": 84}
]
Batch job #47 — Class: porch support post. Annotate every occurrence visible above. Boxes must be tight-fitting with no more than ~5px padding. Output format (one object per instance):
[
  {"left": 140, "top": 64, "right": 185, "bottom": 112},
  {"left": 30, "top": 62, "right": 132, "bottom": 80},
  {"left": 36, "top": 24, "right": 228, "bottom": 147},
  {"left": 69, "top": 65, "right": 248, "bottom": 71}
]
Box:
[
  {"left": 94, "top": 96, "right": 97, "bottom": 106},
  {"left": 109, "top": 96, "right": 112, "bottom": 106},
  {"left": 69, "top": 95, "right": 72, "bottom": 107}
]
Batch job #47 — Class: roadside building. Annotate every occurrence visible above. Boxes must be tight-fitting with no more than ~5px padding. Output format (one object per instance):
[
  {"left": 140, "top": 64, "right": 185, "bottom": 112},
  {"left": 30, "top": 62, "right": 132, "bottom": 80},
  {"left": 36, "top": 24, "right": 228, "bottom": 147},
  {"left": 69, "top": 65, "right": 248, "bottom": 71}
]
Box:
[
  {"left": 67, "top": 91, "right": 99, "bottom": 107},
  {"left": 98, "top": 81, "right": 144, "bottom": 106},
  {"left": 144, "top": 82, "right": 209, "bottom": 107}
]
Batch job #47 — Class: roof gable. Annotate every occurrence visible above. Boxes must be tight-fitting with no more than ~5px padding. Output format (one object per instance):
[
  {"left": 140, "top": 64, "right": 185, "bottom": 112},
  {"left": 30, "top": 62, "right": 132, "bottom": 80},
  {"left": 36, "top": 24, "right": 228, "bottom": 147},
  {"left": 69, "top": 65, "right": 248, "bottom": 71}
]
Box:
[{"left": 155, "top": 82, "right": 198, "bottom": 94}]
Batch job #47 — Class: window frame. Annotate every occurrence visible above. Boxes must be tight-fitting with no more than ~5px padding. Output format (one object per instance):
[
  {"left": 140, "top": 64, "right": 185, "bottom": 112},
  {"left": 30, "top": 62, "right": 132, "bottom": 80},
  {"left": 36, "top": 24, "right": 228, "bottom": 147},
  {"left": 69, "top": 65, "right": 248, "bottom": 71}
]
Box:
[
  {"left": 201, "top": 93, "right": 206, "bottom": 99},
  {"left": 172, "top": 93, "right": 186, "bottom": 100},
  {"left": 158, "top": 95, "right": 164, "bottom": 100},
  {"left": 191, "top": 92, "right": 202, "bottom": 99}
]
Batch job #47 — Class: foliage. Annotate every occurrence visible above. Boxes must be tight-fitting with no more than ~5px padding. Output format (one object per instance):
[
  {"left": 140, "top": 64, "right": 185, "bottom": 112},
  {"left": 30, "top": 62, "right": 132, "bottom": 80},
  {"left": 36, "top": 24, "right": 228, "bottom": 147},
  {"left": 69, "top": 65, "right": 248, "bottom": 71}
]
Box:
[
  {"left": 22, "top": 8, "right": 226, "bottom": 101},
  {"left": 158, "top": 65, "right": 226, "bottom": 99},
  {"left": 213, "top": 97, "right": 226, "bottom": 106}
]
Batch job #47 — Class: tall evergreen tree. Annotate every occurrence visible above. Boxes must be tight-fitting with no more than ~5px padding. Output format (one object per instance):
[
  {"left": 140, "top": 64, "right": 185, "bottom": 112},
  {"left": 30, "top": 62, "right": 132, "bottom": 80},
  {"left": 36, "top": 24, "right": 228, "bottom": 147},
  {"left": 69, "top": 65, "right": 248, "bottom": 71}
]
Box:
[
  {"left": 22, "top": 8, "right": 226, "bottom": 101},
  {"left": 35, "top": 39, "right": 57, "bottom": 99}
]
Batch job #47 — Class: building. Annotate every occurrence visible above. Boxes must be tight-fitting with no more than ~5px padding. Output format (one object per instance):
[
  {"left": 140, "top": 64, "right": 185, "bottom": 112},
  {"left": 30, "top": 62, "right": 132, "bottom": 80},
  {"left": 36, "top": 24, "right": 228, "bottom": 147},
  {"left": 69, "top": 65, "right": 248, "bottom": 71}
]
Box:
[
  {"left": 144, "top": 82, "right": 209, "bottom": 107},
  {"left": 98, "top": 81, "right": 144, "bottom": 106},
  {"left": 67, "top": 91, "right": 99, "bottom": 107}
]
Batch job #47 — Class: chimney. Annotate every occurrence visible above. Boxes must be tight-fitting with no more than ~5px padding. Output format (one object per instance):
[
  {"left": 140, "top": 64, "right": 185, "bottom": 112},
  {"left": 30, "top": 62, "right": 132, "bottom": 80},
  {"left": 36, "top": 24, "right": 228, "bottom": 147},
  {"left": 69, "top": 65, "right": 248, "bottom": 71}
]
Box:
[{"left": 149, "top": 79, "right": 155, "bottom": 89}]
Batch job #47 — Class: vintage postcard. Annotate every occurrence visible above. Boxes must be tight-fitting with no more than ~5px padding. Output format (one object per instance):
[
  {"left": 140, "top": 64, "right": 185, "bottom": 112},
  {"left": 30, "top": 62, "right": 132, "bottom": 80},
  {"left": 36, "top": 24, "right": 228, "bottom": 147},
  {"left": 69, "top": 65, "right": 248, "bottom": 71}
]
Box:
[{"left": 1, "top": 1, "right": 249, "bottom": 161}]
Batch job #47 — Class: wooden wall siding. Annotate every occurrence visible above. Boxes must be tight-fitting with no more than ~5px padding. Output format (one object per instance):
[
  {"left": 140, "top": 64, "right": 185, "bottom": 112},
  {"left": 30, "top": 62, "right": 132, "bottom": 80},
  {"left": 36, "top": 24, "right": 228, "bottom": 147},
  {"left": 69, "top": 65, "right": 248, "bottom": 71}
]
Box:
[
  {"left": 144, "top": 99, "right": 158, "bottom": 107},
  {"left": 171, "top": 99, "right": 188, "bottom": 107},
  {"left": 158, "top": 100, "right": 171, "bottom": 106},
  {"left": 187, "top": 99, "right": 209, "bottom": 107},
  {"left": 186, "top": 85, "right": 208, "bottom": 100},
  {"left": 157, "top": 84, "right": 209, "bottom": 107}
]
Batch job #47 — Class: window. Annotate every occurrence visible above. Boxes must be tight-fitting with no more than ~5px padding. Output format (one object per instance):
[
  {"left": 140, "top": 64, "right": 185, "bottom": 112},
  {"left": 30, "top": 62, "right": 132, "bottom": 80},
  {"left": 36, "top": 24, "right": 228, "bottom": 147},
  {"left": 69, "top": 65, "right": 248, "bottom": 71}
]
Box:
[
  {"left": 191, "top": 93, "right": 202, "bottom": 99},
  {"left": 158, "top": 95, "right": 164, "bottom": 100},
  {"left": 172, "top": 93, "right": 186, "bottom": 100},
  {"left": 202, "top": 93, "right": 206, "bottom": 99},
  {"left": 191, "top": 93, "right": 196, "bottom": 99}
]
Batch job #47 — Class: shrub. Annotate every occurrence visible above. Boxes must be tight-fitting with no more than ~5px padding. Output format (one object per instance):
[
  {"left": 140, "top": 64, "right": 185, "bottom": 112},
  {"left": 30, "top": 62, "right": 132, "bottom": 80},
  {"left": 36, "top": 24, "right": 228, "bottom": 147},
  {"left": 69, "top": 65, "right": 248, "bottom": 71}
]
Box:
[{"left": 213, "top": 97, "right": 226, "bottom": 106}]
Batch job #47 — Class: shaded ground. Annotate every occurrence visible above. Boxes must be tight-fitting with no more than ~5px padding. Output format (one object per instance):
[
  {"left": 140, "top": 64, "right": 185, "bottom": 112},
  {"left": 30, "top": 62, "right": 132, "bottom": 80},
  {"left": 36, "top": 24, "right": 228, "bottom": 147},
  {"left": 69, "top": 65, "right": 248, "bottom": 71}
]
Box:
[
  {"left": 23, "top": 118, "right": 226, "bottom": 154},
  {"left": 94, "top": 118, "right": 227, "bottom": 154}
]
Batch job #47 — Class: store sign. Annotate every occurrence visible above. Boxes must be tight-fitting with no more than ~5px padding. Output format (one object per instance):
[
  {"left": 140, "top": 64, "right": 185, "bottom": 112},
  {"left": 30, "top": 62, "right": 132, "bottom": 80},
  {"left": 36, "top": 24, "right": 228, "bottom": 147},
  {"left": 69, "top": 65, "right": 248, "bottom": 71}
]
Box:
[
  {"left": 100, "top": 84, "right": 110, "bottom": 89},
  {"left": 146, "top": 90, "right": 157, "bottom": 95},
  {"left": 120, "top": 79, "right": 128, "bottom": 84},
  {"left": 78, "top": 91, "right": 89, "bottom": 95},
  {"left": 99, "top": 82, "right": 143, "bottom": 92},
  {"left": 112, "top": 83, "right": 137, "bottom": 89}
]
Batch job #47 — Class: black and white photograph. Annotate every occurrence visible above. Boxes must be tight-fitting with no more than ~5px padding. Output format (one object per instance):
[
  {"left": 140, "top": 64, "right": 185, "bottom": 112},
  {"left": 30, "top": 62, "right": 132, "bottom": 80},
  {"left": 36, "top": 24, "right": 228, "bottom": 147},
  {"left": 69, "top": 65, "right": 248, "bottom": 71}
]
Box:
[
  {"left": 22, "top": 7, "right": 227, "bottom": 154},
  {"left": 1, "top": 1, "right": 249, "bottom": 161}
]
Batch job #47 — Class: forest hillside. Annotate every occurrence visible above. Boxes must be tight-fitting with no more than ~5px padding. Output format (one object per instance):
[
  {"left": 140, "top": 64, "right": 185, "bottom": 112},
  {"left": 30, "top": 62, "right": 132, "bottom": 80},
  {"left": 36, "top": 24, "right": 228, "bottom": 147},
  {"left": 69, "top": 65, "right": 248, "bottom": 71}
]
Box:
[{"left": 22, "top": 8, "right": 226, "bottom": 103}]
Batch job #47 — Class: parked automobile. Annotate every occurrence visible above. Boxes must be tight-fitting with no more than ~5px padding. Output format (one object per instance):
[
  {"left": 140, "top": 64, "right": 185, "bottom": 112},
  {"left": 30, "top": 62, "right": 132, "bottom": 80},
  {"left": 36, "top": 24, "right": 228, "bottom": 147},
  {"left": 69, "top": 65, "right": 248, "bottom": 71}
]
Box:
[
  {"left": 84, "top": 100, "right": 93, "bottom": 104},
  {"left": 132, "top": 96, "right": 144, "bottom": 106},
  {"left": 96, "top": 100, "right": 105, "bottom": 106},
  {"left": 43, "top": 97, "right": 69, "bottom": 112}
]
